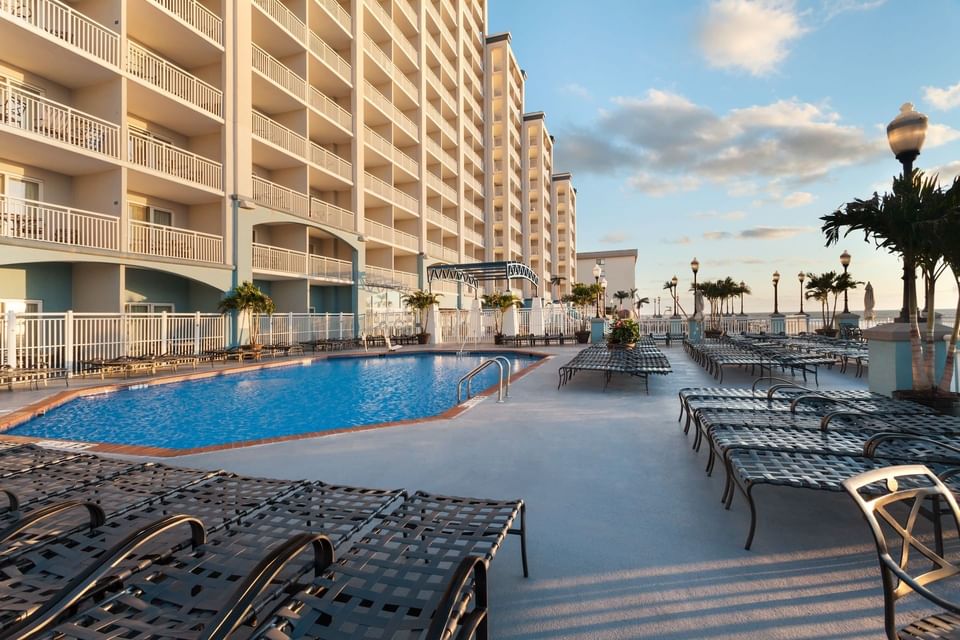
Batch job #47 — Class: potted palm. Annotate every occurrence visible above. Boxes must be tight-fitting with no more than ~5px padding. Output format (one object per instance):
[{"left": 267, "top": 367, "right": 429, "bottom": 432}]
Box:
[
  {"left": 562, "top": 282, "right": 601, "bottom": 344},
  {"left": 218, "top": 281, "right": 276, "bottom": 348},
  {"left": 804, "top": 271, "right": 860, "bottom": 336},
  {"left": 402, "top": 290, "right": 440, "bottom": 344},
  {"left": 608, "top": 318, "right": 640, "bottom": 348},
  {"left": 821, "top": 171, "right": 960, "bottom": 412},
  {"left": 481, "top": 291, "right": 521, "bottom": 344}
]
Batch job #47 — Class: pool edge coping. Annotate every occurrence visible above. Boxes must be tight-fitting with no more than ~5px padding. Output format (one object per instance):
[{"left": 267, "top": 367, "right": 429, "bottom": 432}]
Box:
[{"left": 0, "top": 349, "right": 551, "bottom": 457}]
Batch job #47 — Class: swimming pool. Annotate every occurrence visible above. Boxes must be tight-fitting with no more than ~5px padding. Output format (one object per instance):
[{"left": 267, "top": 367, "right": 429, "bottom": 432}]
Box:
[{"left": 7, "top": 352, "right": 541, "bottom": 450}]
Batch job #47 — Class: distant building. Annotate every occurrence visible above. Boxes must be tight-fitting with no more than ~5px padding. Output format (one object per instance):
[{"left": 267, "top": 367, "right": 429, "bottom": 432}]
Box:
[{"left": 576, "top": 249, "right": 637, "bottom": 310}]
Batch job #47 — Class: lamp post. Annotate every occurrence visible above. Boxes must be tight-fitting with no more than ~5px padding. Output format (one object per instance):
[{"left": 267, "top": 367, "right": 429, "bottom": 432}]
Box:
[
  {"left": 671, "top": 275, "right": 679, "bottom": 318},
  {"left": 840, "top": 250, "right": 851, "bottom": 314},
  {"left": 739, "top": 281, "right": 746, "bottom": 316},
  {"left": 798, "top": 271, "right": 806, "bottom": 314},
  {"left": 772, "top": 271, "right": 780, "bottom": 315},
  {"left": 887, "top": 103, "right": 928, "bottom": 323},
  {"left": 690, "top": 257, "right": 699, "bottom": 314},
  {"left": 600, "top": 277, "right": 608, "bottom": 318},
  {"left": 592, "top": 263, "right": 602, "bottom": 318}
]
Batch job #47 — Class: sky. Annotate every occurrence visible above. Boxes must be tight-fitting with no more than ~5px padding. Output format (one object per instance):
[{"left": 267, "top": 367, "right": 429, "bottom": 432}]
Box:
[{"left": 487, "top": 0, "right": 960, "bottom": 314}]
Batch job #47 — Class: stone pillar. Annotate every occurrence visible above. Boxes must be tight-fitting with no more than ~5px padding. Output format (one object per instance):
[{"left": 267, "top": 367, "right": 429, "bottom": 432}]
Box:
[
  {"left": 687, "top": 318, "right": 702, "bottom": 343},
  {"left": 503, "top": 304, "right": 519, "bottom": 337},
  {"left": 770, "top": 314, "right": 786, "bottom": 335},
  {"left": 590, "top": 317, "right": 605, "bottom": 344},
  {"left": 669, "top": 317, "right": 685, "bottom": 337},
  {"left": 467, "top": 298, "right": 482, "bottom": 339},
  {"left": 529, "top": 297, "right": 545, "bottom": 336},
  {"left": 426, "top": 304, "right": 442, "bottom": 345},
  {"left": 864, "top": 322, "right": 950, "bottom": 396}
]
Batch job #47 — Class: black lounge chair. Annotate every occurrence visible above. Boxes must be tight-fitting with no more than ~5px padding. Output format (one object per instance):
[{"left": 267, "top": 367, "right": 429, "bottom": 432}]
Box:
[
  {"left": 558, "top": 342, "right": 671, "bottom": 391},
  {"left": 844, "top": 465, "right": 960, "bottom": 640}
]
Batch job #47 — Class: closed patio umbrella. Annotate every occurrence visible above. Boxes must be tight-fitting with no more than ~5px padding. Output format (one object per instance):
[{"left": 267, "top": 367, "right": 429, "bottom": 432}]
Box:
[{"left": 863, "top": 282, "right": 876, "bottom": 321}]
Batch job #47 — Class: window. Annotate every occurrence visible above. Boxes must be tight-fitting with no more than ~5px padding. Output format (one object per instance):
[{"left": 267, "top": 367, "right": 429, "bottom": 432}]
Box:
[
  {"left": 0, "top": 299, "right": 42, "bottom": 314},
  {"left": 125, "top": 302, "right": 175, "bottom": 313},
  {"left": 128, "top": 203, "right": 173, "bottom": 226}
]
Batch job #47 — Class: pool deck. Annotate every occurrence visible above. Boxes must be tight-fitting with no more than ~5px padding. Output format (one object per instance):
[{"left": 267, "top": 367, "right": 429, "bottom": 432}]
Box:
[{"left": 0, "top": 344, "right": 941, "bottom": 638}]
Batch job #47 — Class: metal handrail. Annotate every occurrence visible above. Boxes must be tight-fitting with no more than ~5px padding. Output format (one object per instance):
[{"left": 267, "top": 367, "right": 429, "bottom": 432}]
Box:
[
  {"left": 457, "top": 359, "right": 506, "bottom": 404},
  {"left": 492, "top": 356, "right": 512, "bottom": 398}
]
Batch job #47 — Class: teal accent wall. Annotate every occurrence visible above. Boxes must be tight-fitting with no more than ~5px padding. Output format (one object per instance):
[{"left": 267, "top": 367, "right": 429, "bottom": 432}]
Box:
[
  {"left": 310, "top": 285, "right": 352, "bottom": 312},
  {"left": 253, "top": 280, "right": 272, "bottom": 296},
  {"left": 125, "top": 269, "right": 221, "bottom": 312},
  {"left": 0, "top": 263, "right": 73, "bottom": 311}
]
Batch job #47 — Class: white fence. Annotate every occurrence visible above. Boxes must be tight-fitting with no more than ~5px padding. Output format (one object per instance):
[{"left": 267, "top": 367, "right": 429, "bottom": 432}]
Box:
[
  {"left": 0, "top": 311, "right": 356, "bottom": 374},
  {"left": 360, "top": 311, "right": 418, "bottom": 337}
]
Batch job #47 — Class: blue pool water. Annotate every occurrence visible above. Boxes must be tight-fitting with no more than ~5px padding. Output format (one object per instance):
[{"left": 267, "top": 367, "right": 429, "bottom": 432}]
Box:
[{"left": 9, "top": 353, "right": 540, "bottom": 449}]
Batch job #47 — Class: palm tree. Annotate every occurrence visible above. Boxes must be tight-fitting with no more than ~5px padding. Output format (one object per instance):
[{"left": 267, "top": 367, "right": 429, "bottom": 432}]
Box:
[
  {"left": 931, "top": 204, "right": 960, "bottom": 391},
  {"left": 804, "top": 272, "right": 861, "bottom": 331},
  {"left": 549, "top": 275, "right": 566, "bottom": 301},
  {"left": 562, "top": 283, "right": 601, "bottom": 334},
  {"left": 613, "top": 290, "right": 630, "bottom": 311},
  {"left": 218, "top": 281, "right": 276, "bottom": 347},
  {"left": 635, "top": 296, "right": 650, "bottom": 315},
  {"left": 481, "top": 291, "right": 521, "bottom": 336},
  {"left": 402, "top": 290, "right": 441, "bottom": 339}
]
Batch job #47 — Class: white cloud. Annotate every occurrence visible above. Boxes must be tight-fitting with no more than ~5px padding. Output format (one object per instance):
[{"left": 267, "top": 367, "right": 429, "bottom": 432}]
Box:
[
  {"left": 924, "top": 81, "right": 960, "bottom": 111},
  {"left": 561, "top": 83, "right": 592, "bottom": 100},
  {"left": 782, "top": 191, "right": 814, "bottom": 207},
  {"left": 821, "top": 0, "right": 886, "bottom": 20},
  {"left": 739, "top": 226, "right": 814, "bottom": 239},
  {"left": 599, "top": 231, "right": 630, "bottom": 244},
  {"left": 626, "top": 171, "right": 700, "bottom": 196},
  {"left": 925, "top": 123, "right": 960, "bottom": 148},
  {"left": 929, "top": 160, "right": 960, "bottom": 186},
  {"left": 692, "top": 210, "right": 747, "bottom": 220},
  {"left": 698, "top": 0, "right": 806, "bottom": 76}
]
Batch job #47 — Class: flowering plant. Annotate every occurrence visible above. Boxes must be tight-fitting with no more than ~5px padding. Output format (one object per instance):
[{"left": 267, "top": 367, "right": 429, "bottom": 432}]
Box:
[{"left": 608, "top": 318, "right": 640, "bottom": 345}]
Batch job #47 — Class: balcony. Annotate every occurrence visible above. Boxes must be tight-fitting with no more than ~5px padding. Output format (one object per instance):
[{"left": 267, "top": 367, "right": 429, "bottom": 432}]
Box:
[
  {"left": 253, "top": 44, "right": 307, "bottom": 104},
  {"left": 425, "top": 173, "right": 457, "bottom": 203},
  {"left": 126, "top": 41, "right": 223, "bottom": 131},
  {"left": 463, "top": 227, "right": 483, "bottom": 246},
  {"left": 127, "top": 129, "right": 222, "bottom": 196},
  {"left": 363, "top": 81, "right": 418, "bottom": 140},
  {"left": 393, "top": 0, "right": 417, "bottom": 32},
  {"left": 145, "top": 0, "right": 222, "bottom": 46},
  {"left": 314, "top": 0, "right": 353, "bottom": 37},
  {"left": 463, "top": 172, "right": 483, "bottom": 197},
  {"left": 463, "top": 200, "right": 483, "bottom": 221},
  {"left": 308, "top": 29, "right": 352, "bottom": 86},
  {"left": 363, "top": 37, "right": 417, "bottom": 102},
  {"left": 425, "top": 206, "right": 456, "bottom": 233},
  {"left": 364, "top": 218, "right": 418, "bottom": 252},
  {"left": 0, "top": 194, "right": 119, "bottom": 251},
  {"left": 425, "top": 137, "right": 456, "bottom": 173},
  {"left": 252, "top": 242, "right": 352, "bottom": 283},
  {"left": 363, "top": 0, "right": 418, "bottom": 66},
  {"left": 364, "top": 172, "right": 418, "bottom": 215},
  {"left": 309, "top": 142, "right": 353, "bottom": 183},
  {"left": 251, "top": 110, "right": 306, "bottom": 166},
  {"left": 0, "top": 0, "right": 119, "bottom": 87},
  {"left": 309, "top": 197, "right": 354, "bottom": 233},
  {"left": 252, "top": 176, "right": 309, "bottom": 217},
  {"left": 365, "top": 265, "right": 418, "bottom": 290},
  {"left": 425, "top": 102, "right": 457, "bottom": 143},
  {"left": 0, "top": 79, "right": 120, "bottom": 173},
  {"left": 308, "top": 86, "right": 352, "bottom": 135},
  {"left": 129, "top": 219, "right": 223, "bottom": 263}
]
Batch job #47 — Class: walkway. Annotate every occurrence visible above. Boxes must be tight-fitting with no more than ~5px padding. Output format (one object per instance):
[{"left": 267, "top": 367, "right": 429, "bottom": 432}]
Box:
[{"left": 147, "top": 344, "right": 934, "bottom": 639}]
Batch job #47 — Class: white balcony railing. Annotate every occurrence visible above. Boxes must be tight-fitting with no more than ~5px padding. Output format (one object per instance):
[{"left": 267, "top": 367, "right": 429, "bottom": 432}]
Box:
[
  {"left": 0, "top": 0, "right": 120, "bottom": 67},
  {"left": 253, "top": 44, "right": 306, "bottom": 100},
  {"left": 0, "top": 79, "right": 120, "bottom": 157},
  {"left": 442, "top": 245, "right": 458, "bottom": 262},
  {"left": 309, "top": 30, "right": 351, "bottom": 83},
  {"left": 147, "top": 0, "right": 222, "bottom": 45},
  {"left": 365, "top": 218, "right": 418, "bottom": 251},
  {"left": 463, "top": 200, "right": 483, "bottom": 221},
  {"left": 310, "top": 142, "right": 352, "bottom": 181},
  {"left": 364, "top": 126, "right": 417, "bottom": 175},
  {"left": 252, "top": 0, "right": 305, "bottom": 41},
  {"left": 463, "top": 172, "right": 483, "bottom": 196},
  {"left": 129, "top": 219, "right": 222, "bottom": 263},
  {"left": 309, "top": 197, "right": 354, "bottom": 233},
  {"left": 365, "top": 265, "right": 418, "bottom": 290},
  {"left": 252, "top": 176, "right": 309, "bottom": 217},
  {"left": 309, "top": 254, "right": 352, "bottom": 282},
  {"left": 0, "top": 194, "right": 119, "bottom": 251},
  {"left": 252, "top": 242, "right": 306, "bottom": 275},
  {"left": 314, "top": 0, "right": 352, "bottom": 33},
  {"left": 426, "top": 172, "right": 457, "bottom": 202},
  {"left": 127, "top": 41, "right": 222, "bottom": 117},
  {"left": 364, "top": 172, "right": 418, "bottom": 214},
  {"left": 252, "top": 110, "right": 307, "bottom": 158},
  {"left": 127, "top": 130, "right": 222, "bottom": 190},
  {"left": 425, "top": 137, "right": 456, "bottom": 173},
  {"left": 363, "top": 36, "right": 417, "bottom": 101},
  {"left": 308, "top": 86, "right": 352, "bottom": 131},
  {"left": 363, "top": 81, "right": 418, "bottom": 139},
  {"left": 425, "top": 206, "right": 456, "bottom": 233},
  {"left": 463, "top": 227, "right": 483, "bottom": 245}
]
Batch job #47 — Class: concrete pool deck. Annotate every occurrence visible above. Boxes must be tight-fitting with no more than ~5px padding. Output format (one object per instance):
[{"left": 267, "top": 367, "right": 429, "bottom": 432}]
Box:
[{"left": 0, "top": 344, "right": 942, "bottom": 638}]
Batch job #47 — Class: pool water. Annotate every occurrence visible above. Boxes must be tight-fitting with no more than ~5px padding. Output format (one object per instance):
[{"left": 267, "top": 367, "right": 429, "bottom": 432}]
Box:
[{"left": 9, "top": 353, "right": 540, "bottom": 449}]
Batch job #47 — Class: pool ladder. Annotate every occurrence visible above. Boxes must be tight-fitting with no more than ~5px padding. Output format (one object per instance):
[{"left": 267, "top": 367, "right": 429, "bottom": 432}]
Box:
[{"left": 457, "top": 356, "right": 511, "bottom": 404}]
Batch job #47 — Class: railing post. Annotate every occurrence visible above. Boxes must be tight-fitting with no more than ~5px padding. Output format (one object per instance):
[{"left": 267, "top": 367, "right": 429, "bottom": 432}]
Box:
[
  {"left": 64, "top": 310, "right": 74, "bottom": 376},
  {"left": 6, "top": 309, "right": 19, "bottom": 369},
  {"left": 338, "top": 312, "right": 344, "bottom": 339},
  {"left": 288, "top": 311, "right": 294, "bottom": 346},
  {"left": 160, "top": 310, "right": 168, "bottom": 354},
  {"left": 194, "top": 311, "right": 202, "bottom": 355}
]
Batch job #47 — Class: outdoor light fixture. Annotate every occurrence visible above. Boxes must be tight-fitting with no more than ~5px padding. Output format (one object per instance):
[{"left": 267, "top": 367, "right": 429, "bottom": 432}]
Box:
[
  {"left": 691, "top": 258, "right": 699, "bottom": 314},
  {"left": 739, "top": 280, "right": 746, "bottom": 316},
  {"left": 840, "top": 250, "right": 851, "bottom": 314},
  {"left": 671, "top": 275, "right": 679, "bottom": 318},
  {"left": 798, "top": 271, "right": 806, "bottom": 315},
  {"left": 887, "top": 103, "right": 928, "bottom": 323},
  {"left": 592, "top": 263, "right": 602, "bottom": 318},
  {"left": 772, "top": 271, "right": 781, "bottom": 315},
  {"left": 600, "top": 276, "right": 608, "bottom": 318}
]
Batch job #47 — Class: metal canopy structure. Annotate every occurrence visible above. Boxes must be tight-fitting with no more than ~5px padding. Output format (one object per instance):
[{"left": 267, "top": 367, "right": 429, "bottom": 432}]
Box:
[{"left": 427, "top": 261, "right": 539, "bottom": 293}]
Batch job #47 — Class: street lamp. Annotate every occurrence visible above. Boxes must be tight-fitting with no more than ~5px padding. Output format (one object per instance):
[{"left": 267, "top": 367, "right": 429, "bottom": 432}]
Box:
[
  {"left": 600, "top": 276, "right": 608, "bottom": 317},
  {"left": 772, "top": 271, "right": 781, "bottom": 315},
  {"left": 739, "top": 281, "right": 746, "bottom": 316},
  {"left": 887, "top": 103, "right": 928, "bottom": 323},
  {"left": 592, "top": 263, "right": 602, "bottom": 318},
  {"left": 671, "top": 275, "right": 679, "bottom": 318},
  {"left": 690, "top": 257, "right": 699, "bottom": 314},
  {"left": 840, "top": 250, "right": 851, "bottom": 314},
  {"left": 798, "top": 271, "right": 806, "bottom": 315}
]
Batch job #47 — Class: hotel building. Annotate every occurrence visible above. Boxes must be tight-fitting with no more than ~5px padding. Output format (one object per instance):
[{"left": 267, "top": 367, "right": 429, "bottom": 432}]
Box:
[{"left": 0, "top": 0, "right": 576, "bottom": 318}]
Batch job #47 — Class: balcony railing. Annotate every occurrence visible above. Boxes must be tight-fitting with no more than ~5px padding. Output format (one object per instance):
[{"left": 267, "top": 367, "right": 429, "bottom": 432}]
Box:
[
  {"left": 252, "top": 109, "right": 307, "bottom": 158},
  {"left": 314, "top": 0, "right": 352, "bottom": 33},
  {"left": 364, "top": 126, "right": 417, "bottom": 175},
  {"left": 0, "top": 194, "right": 118, "bottom": 251},
  {"left": 127, "top": 41, "right": 223, "bottom": 117},
  {"left": 252, "top": 242, "right": 351, "bottom": 282},
  {"left": 252, "top": 44, "right": 306, "bottom": 100},
  {"left": 463, "top": 172, "right": 483, "bottom": 196},
  {"left": 147, "top": 0, "right": 222, "bottom": 45},
  {"left": 426, "top": 172, "right": 457, "bottom": 203},
  {"left": 310, "top": 142, "right": 352, "bottom": 181},
  {"left": 363, "top": 81, "right": 418, "bottom": 139},
  {"left": 425, "top": 102, "right": 457, "bottom": 142},
  {"left": 365, "top": 218, "right": 418, "bottom": 251},
  {"left": 0, "top": 0, "right": 120, "bottom": 67},
  {"left": 252, "top": 176, "right": 308, "bottom": 217},
  {"left": 308, "top": 30, "right": 351, "bottom": 83},
  {"left": 309, "top": 253, "right": 352, "bottom": 282},
  {"left": 364, "top": 172, "right": 418, "bottom": 214},
  {"left": 463, "top": 200, "right": 483, "bottom": 221},
  {"left": 0, "top": 79, "right": 120, "bottom": 157},
  {"left": 463, "top": 227, "right": 483, "bottom": 245},
  {"left": 129, "top": 219, "right": 222, "bottom": 263},
  {"left": 308, "top": 86, "right": 352, "bottom": 131},
  {"left": 252, "top": 0, "right": 305, "bottom": 41},
  {"left": 365, "top": 265, "right": 418, "bottom": 290},
  {"left": 393, "top": 0, "right": 417, "bottom": 30},
  {"left": 425, "top": 137, "right": 456, "bottom": 173},
  {"left": 127, "top": 130, "right": 222, "bottom": 190},
  {"left": 309, "top": 197, "right": 354, "bottom": 233},
  {"left": 363, "top": 37, "right": 416, "bottom": 101}
]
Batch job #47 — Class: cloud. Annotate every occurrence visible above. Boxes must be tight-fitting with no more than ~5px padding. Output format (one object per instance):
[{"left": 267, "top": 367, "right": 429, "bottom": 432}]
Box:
[
  {"left": 555, "top": 91, "right": 884, "bottom": 196},
  {"left": 561, "top": 83, "right": 592, "bottom": 100},
  {"left": 929, "top": 160, "right": 960, "bottom": 186},
  {"left": 739, "top": 226, "right": 813, "bottom": 239},
  {"left": 782, "top": 191, "right": 814, "bottom": 208},
  {"left": 924, "top": 81, "right": 960, "bottom": 111},
  {"left": 666, "top": 235, "right": 692, "bottom": 244},
  {"left": 821, "top": 0, "right": 886, "bottom": 20},
  {"left": 692, "top": 210, "right": 747, "bottom": 220},
  {"left": 599, "top": 231, "right": 630, "bottom": 244},
  {"left": 626, "top": 171, "right": 700, "bottom": 196},
  {"left": 703, "top": 231, "right": 733, "bottom": 240},
  {"left": 925, "top": 123, "right": 960, "bottom": 148},
  {"left": 698, "top": 0, "right": 806, "bottom": 76}
]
